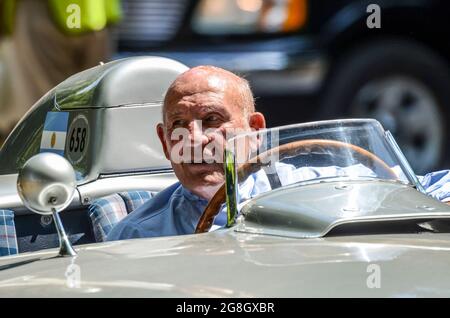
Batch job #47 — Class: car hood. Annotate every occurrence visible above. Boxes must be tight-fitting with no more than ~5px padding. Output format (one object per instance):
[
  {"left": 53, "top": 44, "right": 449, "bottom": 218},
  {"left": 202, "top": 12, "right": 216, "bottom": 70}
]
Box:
[{"left": 1, "top": 229, "right": 450, "bottom": 297}]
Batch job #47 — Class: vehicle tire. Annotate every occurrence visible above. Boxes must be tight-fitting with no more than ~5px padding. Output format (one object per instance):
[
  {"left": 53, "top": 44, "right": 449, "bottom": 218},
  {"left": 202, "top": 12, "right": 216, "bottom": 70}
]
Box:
[{"left": 321, "top": 39, "right": 450, "bottom": 174}]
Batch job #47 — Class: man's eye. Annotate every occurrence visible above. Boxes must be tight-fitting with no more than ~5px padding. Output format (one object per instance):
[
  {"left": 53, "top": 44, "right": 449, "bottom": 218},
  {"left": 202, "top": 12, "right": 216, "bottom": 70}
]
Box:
[
  {"left": 205, "top": 115, "right": 220, "bottom": 122},
  {"left": 172, "top": 120, "right": 185, "bottom": 128}
]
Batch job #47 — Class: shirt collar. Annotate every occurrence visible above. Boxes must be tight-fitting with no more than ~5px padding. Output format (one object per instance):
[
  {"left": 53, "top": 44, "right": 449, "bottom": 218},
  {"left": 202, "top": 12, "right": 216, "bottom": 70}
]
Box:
[{"left": 181, "top": 186, "right": 209, "bottom": 204}]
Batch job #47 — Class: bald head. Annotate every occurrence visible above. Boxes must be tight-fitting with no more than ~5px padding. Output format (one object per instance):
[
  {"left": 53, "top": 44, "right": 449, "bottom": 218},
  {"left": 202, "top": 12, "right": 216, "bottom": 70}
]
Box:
[{"left": 163, "top": 65, "right": 255, "bottom": 122}]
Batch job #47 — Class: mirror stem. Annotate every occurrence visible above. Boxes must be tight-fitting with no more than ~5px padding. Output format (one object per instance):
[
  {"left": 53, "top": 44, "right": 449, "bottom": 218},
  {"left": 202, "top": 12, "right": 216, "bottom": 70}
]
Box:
[{"left": 52, "top": 209, "right": 77, "bottom": 257}]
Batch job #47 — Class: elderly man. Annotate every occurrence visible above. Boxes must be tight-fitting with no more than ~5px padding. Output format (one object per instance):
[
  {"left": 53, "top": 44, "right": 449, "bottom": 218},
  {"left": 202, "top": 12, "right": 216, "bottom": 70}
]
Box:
[
  {"left": 107, "top": 66, "right": 266, "bottom": 240},
  {"left": 107, "top": 65, "right": 450, "bottom": 241}
]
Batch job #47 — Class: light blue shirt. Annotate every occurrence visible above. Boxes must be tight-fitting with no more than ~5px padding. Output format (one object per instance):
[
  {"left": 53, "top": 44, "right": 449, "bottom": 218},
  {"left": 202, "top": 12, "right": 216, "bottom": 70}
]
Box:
[{"left": 106, "top": 166, "right": 450, "bottom": 241}]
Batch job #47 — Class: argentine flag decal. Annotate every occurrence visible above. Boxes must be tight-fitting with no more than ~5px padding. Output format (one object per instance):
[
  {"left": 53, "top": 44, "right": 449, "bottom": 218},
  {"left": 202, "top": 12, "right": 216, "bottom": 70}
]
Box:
[{"left": 40, "top": 112, "right": 70, "bottom": 156}]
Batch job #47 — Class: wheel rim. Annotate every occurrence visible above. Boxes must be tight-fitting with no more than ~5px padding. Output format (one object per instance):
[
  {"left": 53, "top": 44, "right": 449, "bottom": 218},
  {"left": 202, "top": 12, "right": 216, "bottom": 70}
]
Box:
[{"left": 351, "top": 76, "right": 443, "bottom": 174}]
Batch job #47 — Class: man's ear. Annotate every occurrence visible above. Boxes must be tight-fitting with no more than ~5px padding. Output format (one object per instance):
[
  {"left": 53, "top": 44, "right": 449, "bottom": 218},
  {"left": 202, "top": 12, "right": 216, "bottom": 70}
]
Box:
[
  {"left": 157, "top": 123, "right": 170, "bottom": 160},
  {"left": 249, "top": 112, "right": 266, "bottom": 131}
]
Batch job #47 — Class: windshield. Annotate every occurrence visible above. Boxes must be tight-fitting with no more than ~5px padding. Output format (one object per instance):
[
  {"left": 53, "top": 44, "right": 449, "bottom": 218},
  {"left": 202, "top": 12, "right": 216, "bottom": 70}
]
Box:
[{"left": 224, "top": 119, "right": 418, "bottom": 221}]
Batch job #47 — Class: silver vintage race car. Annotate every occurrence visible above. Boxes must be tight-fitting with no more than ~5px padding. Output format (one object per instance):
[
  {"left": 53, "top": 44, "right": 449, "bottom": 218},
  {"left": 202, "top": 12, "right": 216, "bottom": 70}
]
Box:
[{"left": 1, "top": 57, "right": 450, "bottom": 297}]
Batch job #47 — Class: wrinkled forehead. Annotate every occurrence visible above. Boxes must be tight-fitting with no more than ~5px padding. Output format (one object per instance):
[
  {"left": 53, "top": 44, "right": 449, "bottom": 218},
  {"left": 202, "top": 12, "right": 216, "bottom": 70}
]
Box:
[
  {"left": 169, "top": 74, "right": 228, "bottom": 98},
  {"left": 163, "top": 73, "right": 234, "bottom": 118}
]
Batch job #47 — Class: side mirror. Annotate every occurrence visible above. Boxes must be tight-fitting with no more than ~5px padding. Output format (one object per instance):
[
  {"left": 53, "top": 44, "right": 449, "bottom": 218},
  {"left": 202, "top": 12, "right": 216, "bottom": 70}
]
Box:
[{"left": 17, "top": 153, "right": 77, "bottom": 256}]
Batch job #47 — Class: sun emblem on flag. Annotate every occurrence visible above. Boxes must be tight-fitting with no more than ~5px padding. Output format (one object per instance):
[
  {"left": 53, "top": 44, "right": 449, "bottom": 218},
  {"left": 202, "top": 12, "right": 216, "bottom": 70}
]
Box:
[{"left": 51, "top": 132, "right": 56, "bottom": 148}]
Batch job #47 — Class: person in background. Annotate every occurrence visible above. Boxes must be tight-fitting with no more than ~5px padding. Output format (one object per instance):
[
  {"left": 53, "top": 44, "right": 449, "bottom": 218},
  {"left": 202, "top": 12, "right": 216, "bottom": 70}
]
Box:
[{"left": 0, "top": 0, "right": 122, "bottom": 145}]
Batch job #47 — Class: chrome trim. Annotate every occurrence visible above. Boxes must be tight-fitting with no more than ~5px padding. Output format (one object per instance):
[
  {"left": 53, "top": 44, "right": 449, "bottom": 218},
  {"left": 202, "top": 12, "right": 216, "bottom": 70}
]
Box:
[
  {"left": 98, "top": 168, "right": 174, "bottom": 179},
  {"left": 77, "top": 172, "right": 178, "bottom": 205},
  {"left": 385, "top": 130, "right": 426, "bottom": 193},
  {"left": 52, "top": 209, "right": 77, "bottom": 257}
]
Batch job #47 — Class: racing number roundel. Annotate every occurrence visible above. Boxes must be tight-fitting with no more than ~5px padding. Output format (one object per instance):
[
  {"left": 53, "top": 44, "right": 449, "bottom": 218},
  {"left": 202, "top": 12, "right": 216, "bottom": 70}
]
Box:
[{"left": 66, "top": 115, "right": 89, "bottom": 164}]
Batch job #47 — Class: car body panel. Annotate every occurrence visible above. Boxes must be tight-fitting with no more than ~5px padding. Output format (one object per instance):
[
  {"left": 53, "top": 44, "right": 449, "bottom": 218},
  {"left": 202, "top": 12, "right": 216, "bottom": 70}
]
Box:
[
  {"left": 53, "top": 56, "right": 187, "bottom": 109},
  {"left": 239, "top": 179, "right": 450, "bottom": 238},
  {"left": 1, "top": 228, "right": 450, "bottom": 297}
]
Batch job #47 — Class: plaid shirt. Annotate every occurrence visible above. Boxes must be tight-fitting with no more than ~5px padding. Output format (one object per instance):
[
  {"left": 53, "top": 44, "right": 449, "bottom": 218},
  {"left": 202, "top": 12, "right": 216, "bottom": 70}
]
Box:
[
  {"left": 89, "top": 191, "right": 155, "bottom": 242},
  {"left": 0, "top": 210, "right": 18, "bottom": 256}
]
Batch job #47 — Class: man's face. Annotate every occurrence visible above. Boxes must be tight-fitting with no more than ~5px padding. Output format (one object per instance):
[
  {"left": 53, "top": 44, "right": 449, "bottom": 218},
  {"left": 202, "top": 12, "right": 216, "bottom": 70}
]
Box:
[{"left": 157, "top": 73, "right": 264, "bottom": 200}]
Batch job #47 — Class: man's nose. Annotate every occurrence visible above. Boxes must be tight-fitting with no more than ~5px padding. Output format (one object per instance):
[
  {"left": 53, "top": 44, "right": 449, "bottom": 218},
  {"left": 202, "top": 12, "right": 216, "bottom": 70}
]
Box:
[{"left": 188, "top": 120, "right": 209, "bottom": 145}]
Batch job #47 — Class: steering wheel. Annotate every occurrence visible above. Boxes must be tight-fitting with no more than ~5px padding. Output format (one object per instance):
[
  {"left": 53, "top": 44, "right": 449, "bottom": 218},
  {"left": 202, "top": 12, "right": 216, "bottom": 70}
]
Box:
[{"left": 195, "top": 139, "right": 397, "bottom": 233}]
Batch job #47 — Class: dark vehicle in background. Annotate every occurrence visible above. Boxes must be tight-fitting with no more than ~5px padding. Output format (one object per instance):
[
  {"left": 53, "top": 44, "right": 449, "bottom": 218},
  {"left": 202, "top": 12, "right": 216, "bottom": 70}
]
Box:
[{"left": 117, "top": 0, "right": 450, "bottom": 174}]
